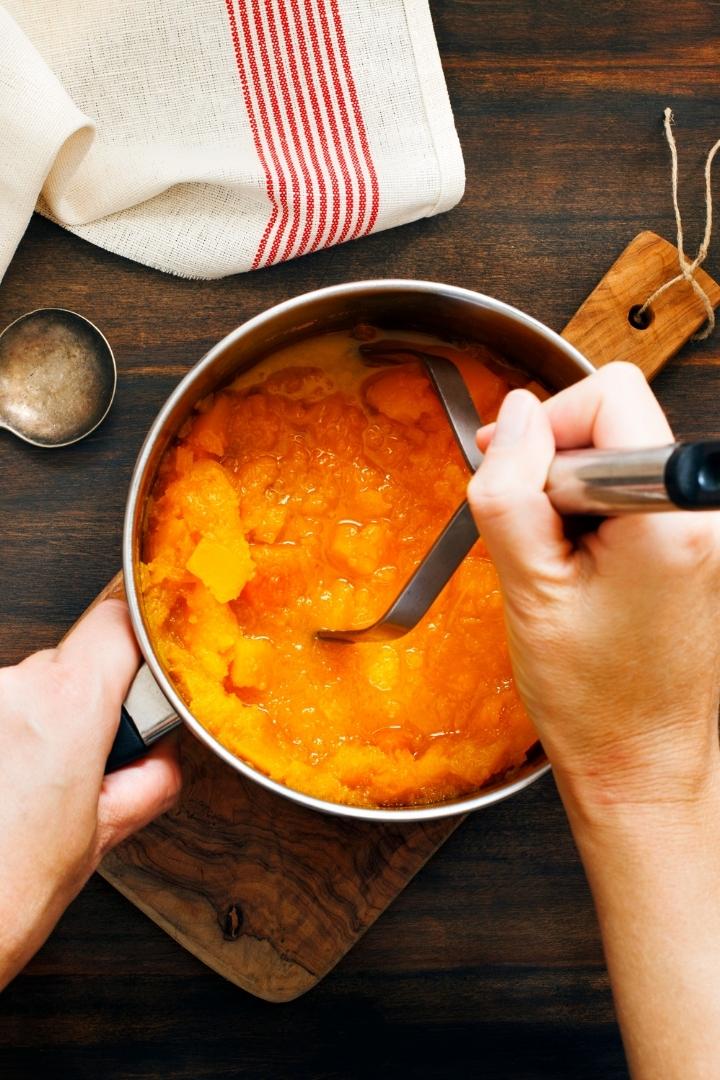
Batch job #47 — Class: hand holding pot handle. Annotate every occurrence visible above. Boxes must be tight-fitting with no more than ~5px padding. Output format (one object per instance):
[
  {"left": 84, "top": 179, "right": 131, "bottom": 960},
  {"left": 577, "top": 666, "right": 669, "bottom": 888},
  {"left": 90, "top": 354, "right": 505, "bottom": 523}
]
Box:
[{"left": 0, "top": 600, "right": 181, "bottom": 991}]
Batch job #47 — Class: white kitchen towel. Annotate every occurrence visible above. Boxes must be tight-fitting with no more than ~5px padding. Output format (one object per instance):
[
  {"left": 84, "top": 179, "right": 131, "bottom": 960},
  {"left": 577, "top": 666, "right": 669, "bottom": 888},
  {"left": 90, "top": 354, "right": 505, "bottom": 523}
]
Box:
[{"left": 0, "top": 1, "right": 464, "bottom": 280}]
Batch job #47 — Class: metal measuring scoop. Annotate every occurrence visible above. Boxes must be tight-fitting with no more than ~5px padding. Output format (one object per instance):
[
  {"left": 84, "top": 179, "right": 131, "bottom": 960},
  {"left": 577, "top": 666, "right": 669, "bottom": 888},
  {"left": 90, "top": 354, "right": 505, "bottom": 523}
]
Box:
[
  {"left": 317, "top": 343, "right": 720, "bottom": 644},
  {"left": 0, "top": 308, "right": 116, "bottom": 447}
]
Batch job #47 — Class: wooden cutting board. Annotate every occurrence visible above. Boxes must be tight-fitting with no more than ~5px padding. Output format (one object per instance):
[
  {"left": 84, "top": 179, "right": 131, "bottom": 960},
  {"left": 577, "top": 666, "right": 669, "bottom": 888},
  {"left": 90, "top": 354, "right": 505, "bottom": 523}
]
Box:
[{"left": 95, "top": 232, "right": 720, "bottom": 1001}]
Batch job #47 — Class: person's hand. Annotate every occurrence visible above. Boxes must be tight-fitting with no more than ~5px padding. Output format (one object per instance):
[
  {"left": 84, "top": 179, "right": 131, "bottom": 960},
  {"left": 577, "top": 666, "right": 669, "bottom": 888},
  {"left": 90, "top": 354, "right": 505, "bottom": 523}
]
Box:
[
  {"left": 467, "top": 362, "right": 720, "bottom": 817},
  {"left": 0, "top": 600, "right": 181, "bottom": 990},
  {"left": 468, "top": 362, "right": 720, "bottom": 1080}
]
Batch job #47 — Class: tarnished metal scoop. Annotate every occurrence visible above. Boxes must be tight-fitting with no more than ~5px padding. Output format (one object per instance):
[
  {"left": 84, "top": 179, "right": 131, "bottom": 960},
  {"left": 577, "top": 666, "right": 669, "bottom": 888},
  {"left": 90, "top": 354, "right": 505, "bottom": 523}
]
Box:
[
  {"left": 0, "top": 308, "right": 116, "bottom": 447},
  {"left": 317, "top": 343, "right": 720, "bottom": 644}
]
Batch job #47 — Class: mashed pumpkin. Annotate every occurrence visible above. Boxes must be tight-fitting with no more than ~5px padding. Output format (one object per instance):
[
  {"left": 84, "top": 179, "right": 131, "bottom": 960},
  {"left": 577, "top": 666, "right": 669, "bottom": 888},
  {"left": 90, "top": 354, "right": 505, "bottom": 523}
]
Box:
[{"left": 140, "top": 329, "right": 544, "bottom": 807}]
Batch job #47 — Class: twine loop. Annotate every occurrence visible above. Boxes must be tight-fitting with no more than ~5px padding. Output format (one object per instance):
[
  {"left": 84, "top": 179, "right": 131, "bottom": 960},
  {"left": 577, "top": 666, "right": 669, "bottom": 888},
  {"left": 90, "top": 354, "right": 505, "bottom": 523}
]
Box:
[{"left": 638, "top": 107, "right": 720, "bottom": 341}]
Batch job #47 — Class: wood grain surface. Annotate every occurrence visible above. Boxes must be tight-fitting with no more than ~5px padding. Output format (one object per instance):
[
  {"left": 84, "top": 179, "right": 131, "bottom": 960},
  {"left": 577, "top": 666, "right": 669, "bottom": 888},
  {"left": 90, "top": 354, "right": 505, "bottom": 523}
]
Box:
[
  {"left": 77, "top": 227, "right": 720, "bottom": 1007},
  {"left": 2, "top": 1, "right": 720, "bottom": 1077}
]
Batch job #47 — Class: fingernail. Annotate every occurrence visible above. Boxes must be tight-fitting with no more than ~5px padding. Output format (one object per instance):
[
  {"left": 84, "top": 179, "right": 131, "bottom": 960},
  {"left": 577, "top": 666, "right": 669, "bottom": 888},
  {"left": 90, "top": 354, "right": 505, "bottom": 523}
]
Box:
[{"left": 492, "top": 391, "right": 535, "bottom": 448}]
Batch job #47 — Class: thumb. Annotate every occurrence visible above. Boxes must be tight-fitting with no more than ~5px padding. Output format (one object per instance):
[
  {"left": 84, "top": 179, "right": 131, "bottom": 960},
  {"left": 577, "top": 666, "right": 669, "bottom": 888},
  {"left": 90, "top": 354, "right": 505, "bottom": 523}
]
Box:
[
  {"left": 467, "top": 389, "right": 570, "bottom": 590},
  {"left": 56, "top": 598, "right": 142, "bottom": 764}
]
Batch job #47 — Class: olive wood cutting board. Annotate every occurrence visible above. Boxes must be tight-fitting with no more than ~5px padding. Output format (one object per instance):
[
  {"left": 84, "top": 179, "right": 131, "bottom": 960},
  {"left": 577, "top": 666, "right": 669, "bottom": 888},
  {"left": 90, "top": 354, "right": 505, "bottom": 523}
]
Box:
[{"left": 91, "top": 232, "right": 720, "bottom": 1001}]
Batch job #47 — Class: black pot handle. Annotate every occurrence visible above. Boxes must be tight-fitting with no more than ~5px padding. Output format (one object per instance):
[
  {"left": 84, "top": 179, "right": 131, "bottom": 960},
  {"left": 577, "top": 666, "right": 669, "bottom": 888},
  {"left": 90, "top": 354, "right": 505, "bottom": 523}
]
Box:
[
  {"left": 105, "top": 663, "right": 182, "bottom": 774},
  {"left": 106, "top": 708, "right": 148, "bottom": 772}
]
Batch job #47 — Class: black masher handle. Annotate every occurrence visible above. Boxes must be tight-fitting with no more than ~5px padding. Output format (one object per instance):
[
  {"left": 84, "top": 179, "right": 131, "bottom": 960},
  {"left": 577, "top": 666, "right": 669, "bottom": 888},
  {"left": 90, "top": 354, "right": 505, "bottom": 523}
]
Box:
[{"left": 665, "top": 442, "right": 720, "bottom": 509}]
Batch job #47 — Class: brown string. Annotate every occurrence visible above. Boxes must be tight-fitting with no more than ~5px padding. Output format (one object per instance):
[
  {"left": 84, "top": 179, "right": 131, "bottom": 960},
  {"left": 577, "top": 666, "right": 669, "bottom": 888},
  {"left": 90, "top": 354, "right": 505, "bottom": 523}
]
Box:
[{"left": 638, "top": 107, "right": 720, "bottom": 341}]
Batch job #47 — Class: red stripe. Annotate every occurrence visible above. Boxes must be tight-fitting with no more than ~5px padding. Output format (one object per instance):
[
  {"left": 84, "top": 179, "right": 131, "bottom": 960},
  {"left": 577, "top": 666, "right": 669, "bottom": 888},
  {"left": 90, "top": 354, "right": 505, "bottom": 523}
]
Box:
[
  {"left": 233, "top": 1, "right": 290, "bottom": 269},
  {"left": 284, "top": 0, "right": 338, "bottom": 253},
  {"left": 301, "top": 0, "right": 354, "bottom": 249},
  {"left": 329, "top": 0, "right": 380, "bottom": 237},
  {"left": 249, "top": 1, "right": 302, "bottom": 265},
  {"left": 267, "top": 1, "right": 316, "bottom": 259},
  {"left": 314, "top": 0, "right": 365, "bottom": 243},
  {"left": 224, "top": 0, "right": 380, "bottom": 268},
  {"left": 222, "top": 0, "right": 279, "bottom": 267}
]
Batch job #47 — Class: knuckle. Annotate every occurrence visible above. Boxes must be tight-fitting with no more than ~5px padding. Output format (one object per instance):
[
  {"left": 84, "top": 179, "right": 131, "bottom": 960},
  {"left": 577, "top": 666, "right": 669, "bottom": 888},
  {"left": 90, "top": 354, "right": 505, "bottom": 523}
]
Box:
[
  {"left": 506, "top": 567, "right": 567, "bottom": 613},
  {"left": 12, "top": 647, "right": 55, "bottom": 674},
  {"left": 661, "top": 518, "right": 717, "bottom": 572},
  {"left": 598, "top": 360, "right": 648, "bottom": 388},
  {"left": 468, "top": 475, "right": 517, "bottom": 521},
  {"left": 45, "top": 649, "right": 97, "bottom": 714},
  {"left": 1, "top": 649, "right": 56, "bottom": 701},
  {"left": 0, "top": 663, "right": 15, "bottom": 695}
]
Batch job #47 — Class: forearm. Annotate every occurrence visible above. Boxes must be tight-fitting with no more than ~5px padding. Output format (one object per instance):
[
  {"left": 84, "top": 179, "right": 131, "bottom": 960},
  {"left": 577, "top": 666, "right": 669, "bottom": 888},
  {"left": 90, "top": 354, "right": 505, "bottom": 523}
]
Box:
[
  {"left": 0, "top": 860, "right": 74, "bottom": 992},
  {"left": 558, "top": 770, "right": 720, "bottom": 1080}
]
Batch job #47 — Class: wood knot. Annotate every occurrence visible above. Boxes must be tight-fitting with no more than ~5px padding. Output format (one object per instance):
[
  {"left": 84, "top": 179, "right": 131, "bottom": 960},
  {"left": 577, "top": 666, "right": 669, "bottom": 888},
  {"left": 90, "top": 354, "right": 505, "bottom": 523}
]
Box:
[{"left": 220, "top": 902, "right": 244, "bottom": 941}]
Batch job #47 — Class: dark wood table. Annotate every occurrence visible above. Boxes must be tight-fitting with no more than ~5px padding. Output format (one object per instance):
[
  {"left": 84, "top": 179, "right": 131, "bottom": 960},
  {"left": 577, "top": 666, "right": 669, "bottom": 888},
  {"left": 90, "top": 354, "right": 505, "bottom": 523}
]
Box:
[{"left": 2, "top": 2, "right": 719, "bottom": 1076}]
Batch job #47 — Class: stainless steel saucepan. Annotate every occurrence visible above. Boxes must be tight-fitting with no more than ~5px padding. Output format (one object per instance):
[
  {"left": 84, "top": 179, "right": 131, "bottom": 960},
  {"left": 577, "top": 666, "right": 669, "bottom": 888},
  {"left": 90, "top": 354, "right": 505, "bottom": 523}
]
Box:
[{"left": 106, "top": 280, "right": 674, "bottom": 821}]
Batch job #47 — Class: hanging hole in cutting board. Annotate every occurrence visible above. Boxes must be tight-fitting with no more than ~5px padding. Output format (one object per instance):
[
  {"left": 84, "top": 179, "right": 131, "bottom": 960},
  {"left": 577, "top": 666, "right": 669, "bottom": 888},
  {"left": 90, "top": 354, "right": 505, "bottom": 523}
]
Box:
[{"left": 628, "top": 303, "right": 655, "bottom": 330}]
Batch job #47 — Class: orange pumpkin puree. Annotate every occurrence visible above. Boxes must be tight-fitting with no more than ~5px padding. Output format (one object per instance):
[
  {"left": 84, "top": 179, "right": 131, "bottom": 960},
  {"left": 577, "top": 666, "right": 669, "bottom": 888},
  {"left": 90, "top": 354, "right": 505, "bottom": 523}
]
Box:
[{"left": 140, "top": 329, "right": 544, "bottom": 807}]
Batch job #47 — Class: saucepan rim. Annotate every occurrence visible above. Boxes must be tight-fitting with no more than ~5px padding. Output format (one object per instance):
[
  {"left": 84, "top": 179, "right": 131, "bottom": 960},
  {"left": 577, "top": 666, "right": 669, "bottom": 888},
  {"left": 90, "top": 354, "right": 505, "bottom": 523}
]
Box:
[{"left": 123, "top": 279, "right": 594, "bottom": 821}]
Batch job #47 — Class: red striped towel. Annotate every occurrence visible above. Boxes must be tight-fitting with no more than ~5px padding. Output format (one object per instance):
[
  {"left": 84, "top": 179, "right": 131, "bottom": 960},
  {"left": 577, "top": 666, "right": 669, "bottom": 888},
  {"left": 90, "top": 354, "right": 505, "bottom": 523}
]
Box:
[{"left": 0, "top": 1, "right": 464, "bottom": 279}]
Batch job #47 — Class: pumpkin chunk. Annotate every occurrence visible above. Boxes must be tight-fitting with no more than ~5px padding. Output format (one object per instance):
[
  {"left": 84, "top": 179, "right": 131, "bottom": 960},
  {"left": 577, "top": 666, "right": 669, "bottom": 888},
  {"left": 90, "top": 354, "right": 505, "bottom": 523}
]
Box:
[{"left": 186, "top": 536, "right": 254, "bottom": 603}]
